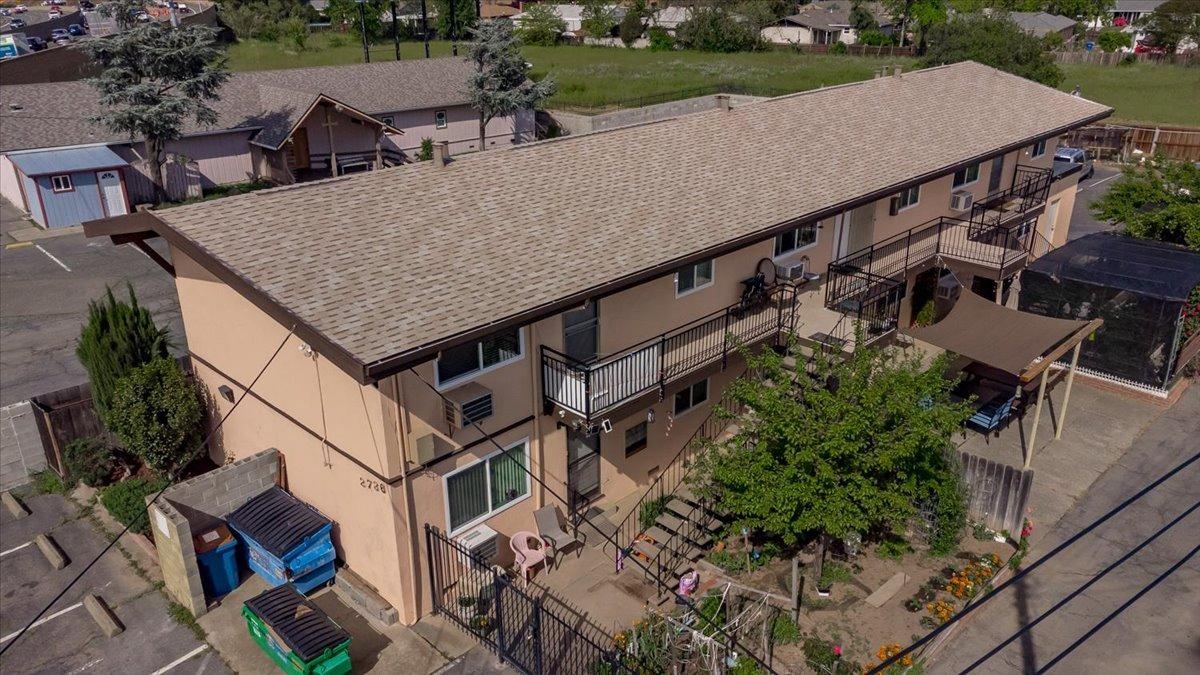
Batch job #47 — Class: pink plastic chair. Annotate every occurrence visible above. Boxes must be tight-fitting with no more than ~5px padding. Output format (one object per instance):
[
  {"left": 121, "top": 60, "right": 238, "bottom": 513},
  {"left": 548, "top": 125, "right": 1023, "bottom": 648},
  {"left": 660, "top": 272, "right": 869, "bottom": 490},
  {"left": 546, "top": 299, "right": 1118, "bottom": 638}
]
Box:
[{"left": 510, "top": 531, "right": 553, "bottom": 583}]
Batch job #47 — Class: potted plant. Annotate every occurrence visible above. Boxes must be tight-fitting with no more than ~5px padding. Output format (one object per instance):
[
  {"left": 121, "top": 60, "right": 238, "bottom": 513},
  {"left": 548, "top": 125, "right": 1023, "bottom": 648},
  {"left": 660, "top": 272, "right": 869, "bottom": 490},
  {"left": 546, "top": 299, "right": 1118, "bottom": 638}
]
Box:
[{"left": 469, "top": 614, "right": 492, "bottom": 635}]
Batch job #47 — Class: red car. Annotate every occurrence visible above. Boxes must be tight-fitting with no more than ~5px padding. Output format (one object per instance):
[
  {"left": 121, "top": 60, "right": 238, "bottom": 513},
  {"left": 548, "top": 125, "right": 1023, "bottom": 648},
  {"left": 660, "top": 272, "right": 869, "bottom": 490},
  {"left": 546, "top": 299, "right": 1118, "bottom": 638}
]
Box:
[{"left": 1134, "top": 41, "right": 1167, "bottom": 55}]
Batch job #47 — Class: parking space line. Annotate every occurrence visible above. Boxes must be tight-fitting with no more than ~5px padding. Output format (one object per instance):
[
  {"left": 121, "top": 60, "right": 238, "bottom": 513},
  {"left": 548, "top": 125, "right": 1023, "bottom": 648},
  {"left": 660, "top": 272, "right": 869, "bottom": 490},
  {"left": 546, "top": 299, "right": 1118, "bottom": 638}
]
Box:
[
  {"left": 149, "top": 645, "right": 210, "bottom": 675},
  {"left": 0, "top": 602, "right": 83, "bottom": 643},
  {"left": 1, "top": 541, "right": 33, "bottom": 557},
  {"left": 34, "top": 244, "right": 72, "bottom": 272},
  {"left": 1081, "top": 173, "right": 1119, "bottom": 192}
]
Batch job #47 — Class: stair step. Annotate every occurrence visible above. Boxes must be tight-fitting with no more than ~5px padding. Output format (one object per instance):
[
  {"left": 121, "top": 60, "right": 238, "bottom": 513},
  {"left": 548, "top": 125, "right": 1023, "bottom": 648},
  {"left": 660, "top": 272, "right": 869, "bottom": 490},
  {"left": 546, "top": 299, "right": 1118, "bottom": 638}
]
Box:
[
  {"left": 704, "top": 517, "right": 725, "bottom": 532},
  {"left": 674, "top": 484, "right": 698, "bottom": 503},
  {"left": 655, "top": 513, "right": 684, "bottom": 532},
  {"left": 644, "top": 526, "right": 675, "bottom": 544},
  {"left": 632, "top": 540, "right": 662, "bottom": 560},
  {"left": 666, "top": 498, "right": 697, "bottom": 519}
]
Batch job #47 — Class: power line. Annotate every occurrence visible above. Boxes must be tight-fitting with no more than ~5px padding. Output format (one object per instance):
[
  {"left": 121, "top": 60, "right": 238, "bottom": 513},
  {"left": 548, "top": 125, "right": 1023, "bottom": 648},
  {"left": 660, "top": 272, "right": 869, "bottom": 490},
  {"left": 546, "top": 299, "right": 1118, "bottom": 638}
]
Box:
[
  {"left": 408, "top": 368, "right": 779, "bottom": 674},
  {"left": 0, "top": 326, "right": 296, "bottom": 656},
  {"left": 869, "top": 448, "right": 1200, "bottom": 674},
  {"left": 962, "top": 499, "right": 1200, "bottom": 673},
  {"left": 1036, "top": 541, "right": 1200, "bottom": 673}
]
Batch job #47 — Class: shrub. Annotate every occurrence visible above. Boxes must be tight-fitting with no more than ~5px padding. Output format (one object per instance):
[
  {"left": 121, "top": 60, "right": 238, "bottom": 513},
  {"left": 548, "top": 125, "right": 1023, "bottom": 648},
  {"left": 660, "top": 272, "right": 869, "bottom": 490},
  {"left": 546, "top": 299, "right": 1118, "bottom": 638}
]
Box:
[
  {"left": 64, "top": 437, "right": 120, "bottom": 487},
  {"left": 327, "top": 34, "right": 347, "bottom": 48},
  {"left": 819, "top": 561, "right": 855, "bottom": 587},
  {"left": 76, "top": 285, "right": 171, "bottom": 424},
  {"left": 675, "top": 5, "right": 761, "bottom": 53},
  {"left": 517, "top": 4, "right": 567, "bottom": 46},
  {"left": 928, "top": 465, "right": 968, "bottom": 556},
  {"left": 1042, "top": 30, "right": 1065, "bottom": 50},
  {"left": 771, "top": 613, "right": 802, "bottom": 644},
  {"left": 416, "top": 137, "right": 434, "bottom": 161},
  {"left": 829, "top": 41, "right": 848, "bottom": 55},
  {"left": 859, "top": 29, "right": 893, "bottom": 46},
  {"left": 101, "top": 477, "right": 169, "bottom": 535},
  {"left": 32, "top": 470, "right": 69, "bottom": 495},
  {"left": 647, "top": 25, "right": 675, "bottom": 51},
  {"left": 638, "top": 496, "right": 667, "bottom": 530},
  {"left": 877, "top": 536, "right": 911, "bottom": 560},
  {"left": 802, "top": 637, "right": 857, "bottom": 674},
  {"left": 1097, "top": 26, "right": 1131, "bottom": 52},
  {"left": 618, "top": 7, "right": 643, "bottom": 47},
  {"left": 107, "top": 358, "right": 203, "bottom": 477},
  {"left": 282, "top": 15, "right": 310, "bottom": 51}
]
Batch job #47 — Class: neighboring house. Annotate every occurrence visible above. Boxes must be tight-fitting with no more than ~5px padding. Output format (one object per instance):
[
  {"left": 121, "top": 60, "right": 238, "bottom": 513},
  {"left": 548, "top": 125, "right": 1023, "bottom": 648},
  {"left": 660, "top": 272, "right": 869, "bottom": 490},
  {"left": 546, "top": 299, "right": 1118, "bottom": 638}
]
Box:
[
  {"left": 762, "top": 1, "right": 894, "bottom": 45},
  {"left": 0, "top": 58, "right": 536, "bottom": 228},
  {"left": 513, "top": 3, "right": 627, "bottom": 36},
  {"left": 1087, "top": 0, "right": 1167, "bottom": 46},
  {"left": 85, "top": 62, "right": 1109, "bottom": 627},
  {"left": 1004, "top": 11, "right": 1077, "bottom": 41}
]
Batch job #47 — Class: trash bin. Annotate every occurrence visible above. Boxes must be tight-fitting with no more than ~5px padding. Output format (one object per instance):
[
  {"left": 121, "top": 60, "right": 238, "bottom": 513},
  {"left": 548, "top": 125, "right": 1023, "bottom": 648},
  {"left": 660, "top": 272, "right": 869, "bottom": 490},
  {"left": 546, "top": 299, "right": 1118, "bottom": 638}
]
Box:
[
  {"left": 243, "top": 583, "right": 351, "bottom": 675},
  {"left": 228, "top": 486, "right": 335, "bottom": 594},
  {"left": 194, "top": 523, "right": 239, "bottom": 599}
]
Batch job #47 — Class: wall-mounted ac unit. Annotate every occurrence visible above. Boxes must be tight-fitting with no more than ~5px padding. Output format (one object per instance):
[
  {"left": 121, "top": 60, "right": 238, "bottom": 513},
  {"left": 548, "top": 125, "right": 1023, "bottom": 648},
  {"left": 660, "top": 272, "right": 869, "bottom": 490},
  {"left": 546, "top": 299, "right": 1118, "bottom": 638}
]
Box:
[
  {"left": 456, "top": 523, "right": 499, "bottom": 566},
  {"left": 950, "top": 190, "right": 974, "bottom": 212},
  {"left": 444, "top": 382, "right": 493, "bottom": 432},
  {"left": 775, "top": 258, "right": 808, "bottom": 281}
]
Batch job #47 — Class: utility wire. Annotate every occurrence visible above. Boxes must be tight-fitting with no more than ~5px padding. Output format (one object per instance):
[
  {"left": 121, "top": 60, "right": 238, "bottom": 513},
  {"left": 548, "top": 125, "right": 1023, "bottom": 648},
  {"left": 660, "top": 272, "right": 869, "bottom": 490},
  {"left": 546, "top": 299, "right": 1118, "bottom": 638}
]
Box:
[
  {"left": 1036, "top": 541, "right": 1200, "bottom": 673},
  {"left": 869, "top": 449, "right": 1200, "bottom": 674},
  {"left": 962, "top": 499, "right": 1200, "bottom": 673},
  {"left": 0, "top": 326, "right": 296, "bottom": 656},
  {"left": 409, "top": 369, "right": 779, "bottom": 674}
]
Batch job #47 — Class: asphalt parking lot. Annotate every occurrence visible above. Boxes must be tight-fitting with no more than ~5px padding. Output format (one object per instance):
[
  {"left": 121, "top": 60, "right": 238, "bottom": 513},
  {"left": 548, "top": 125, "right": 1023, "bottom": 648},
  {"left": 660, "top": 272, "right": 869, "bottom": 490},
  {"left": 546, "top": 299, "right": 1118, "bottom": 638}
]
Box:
[
  {"left": 1066, "top": 164, "right": 1122, "bottom": 241},
  {"left": 0, "top": 201, "right": 183, "bottom": 406},
  {"left": 0, "top": 489, "right": 229, "bottom": 674}
]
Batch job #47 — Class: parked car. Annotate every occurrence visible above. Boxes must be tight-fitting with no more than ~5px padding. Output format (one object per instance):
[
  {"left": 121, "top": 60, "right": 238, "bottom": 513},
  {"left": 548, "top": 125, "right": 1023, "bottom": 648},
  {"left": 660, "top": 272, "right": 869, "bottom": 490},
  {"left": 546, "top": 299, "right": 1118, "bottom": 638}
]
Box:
[
  {"left": 176, "top": 5, "right": 192, "bottom": 13},
  {"left": 0, "top": 8, "right": 10, "bottom": 16},
  {"left": 1054, "top": 147, "right": 1094, "bottom": 180},
  {"left": 47, "top": 8, "right": 62, "bottom": 18},
  {"left": 80, "top": 0, "right": 95, "bottom": 9},
  {"left": 12, "top": 5, "right": 29, "bottom": 13},
  {"left": 49, "top": 28, "right": 71, "bottom": 43},
  {"left": 25, "top": 35, "right": 46, "bottom": 50},
  {"left": 8, "top": 17, "right": 26, "bottom": 28},
  {"left": 41, "top": 0, "right": 67, "bottom": 5},
  {"left": 67, "top": 23, "right": 85, "bottom": 36}
]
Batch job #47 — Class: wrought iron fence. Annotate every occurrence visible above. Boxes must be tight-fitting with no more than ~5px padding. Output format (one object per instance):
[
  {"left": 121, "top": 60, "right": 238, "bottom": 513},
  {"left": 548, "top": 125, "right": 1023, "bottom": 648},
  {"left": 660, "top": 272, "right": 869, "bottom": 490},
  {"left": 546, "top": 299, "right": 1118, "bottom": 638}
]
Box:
[
  {"left": 425, "top": 525, "right": 625, "bottom": 675},
  {"left": 968, "top": 165, "right": 1052, "bottom": 232}
]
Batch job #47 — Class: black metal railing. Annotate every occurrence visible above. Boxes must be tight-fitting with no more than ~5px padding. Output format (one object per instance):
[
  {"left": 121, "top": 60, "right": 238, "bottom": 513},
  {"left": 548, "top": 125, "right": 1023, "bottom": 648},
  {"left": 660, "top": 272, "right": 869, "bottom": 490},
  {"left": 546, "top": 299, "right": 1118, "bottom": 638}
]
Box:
[
  {"left": 828, "top": 280, "right": 906, "bottom": 350},
  {"left": 541, "top": 285, "right": 797, "bottom": 422},
  {"left": 968, "top": 164, "right": 1053, "bottom": 232},
  {"left": 825, "top": 216, "right": 1029, "bottom": 310},
  {"left": 606, "top": 367, "right": 748, "bottom": 572},
  {"left": 426, "top": 525, "right": 626, "bottom": 674}
]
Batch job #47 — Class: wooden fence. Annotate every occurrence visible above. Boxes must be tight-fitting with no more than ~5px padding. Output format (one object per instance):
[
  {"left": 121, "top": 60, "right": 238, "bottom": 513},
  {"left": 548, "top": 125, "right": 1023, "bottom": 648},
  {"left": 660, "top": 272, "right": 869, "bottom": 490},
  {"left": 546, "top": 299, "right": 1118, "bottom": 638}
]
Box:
[
  {"left": 958, "top": 451, "right": 1034, "bottom": 534},
  {"left": 30, "top": 383, "right": 107, "bottom": 479},
  {"left": 796, "top": 43, "right": 916, "bottom": 57},
  {"left": 1050, "top": 50, "right": 1197, "bottom": 66},
  {"left": 1063, "top": 123, "right": 1200, "bottom": 162}
]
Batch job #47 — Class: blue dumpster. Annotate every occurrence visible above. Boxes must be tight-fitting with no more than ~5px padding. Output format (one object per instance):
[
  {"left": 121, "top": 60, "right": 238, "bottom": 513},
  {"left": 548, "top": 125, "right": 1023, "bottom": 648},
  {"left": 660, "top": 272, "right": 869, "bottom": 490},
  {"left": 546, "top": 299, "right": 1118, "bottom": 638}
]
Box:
[
  {"left": 194, "top": 523, "right": 239, "bottom": 598},
  {"left": 227, "top": 487, "right": 335, "bottom": 594}
]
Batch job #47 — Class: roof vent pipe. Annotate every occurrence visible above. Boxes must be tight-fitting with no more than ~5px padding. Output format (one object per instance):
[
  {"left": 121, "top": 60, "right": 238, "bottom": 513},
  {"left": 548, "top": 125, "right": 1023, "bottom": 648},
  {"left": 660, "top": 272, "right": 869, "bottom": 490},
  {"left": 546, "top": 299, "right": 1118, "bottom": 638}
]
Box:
[
  {"left": 893, "top": 64, "right": 903, "bottom": 78},
  {"left": 715, "top": 94, "right": 731, "bottom": 111},
  {"left": 433, "top": 141, "right": 450, "bottom": 167}
]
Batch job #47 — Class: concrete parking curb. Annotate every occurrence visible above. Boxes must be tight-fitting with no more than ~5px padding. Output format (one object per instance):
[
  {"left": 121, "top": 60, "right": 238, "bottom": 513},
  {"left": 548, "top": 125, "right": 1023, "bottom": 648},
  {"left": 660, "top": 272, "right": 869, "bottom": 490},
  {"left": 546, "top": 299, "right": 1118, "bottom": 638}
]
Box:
[
  {"left": 2, "top": 491, "right": 30, "bottom": 518},
  {"left": 8, "top": 225, "right": 83, "bottom": 243},
  {"left": 83, "top": 593, "right": 124, "bottom": 637},
  {"left": 35, "top": 533, "right": 68, "bottom": 570}
]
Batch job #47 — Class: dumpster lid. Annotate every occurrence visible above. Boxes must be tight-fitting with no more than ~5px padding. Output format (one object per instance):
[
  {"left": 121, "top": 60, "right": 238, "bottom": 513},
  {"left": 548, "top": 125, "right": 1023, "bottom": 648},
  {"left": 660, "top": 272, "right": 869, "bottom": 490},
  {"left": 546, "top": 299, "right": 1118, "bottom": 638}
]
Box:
[
  {"left": 244, "top": 583, "right": 350, "bottom": 662},
  {"left": 193, "top": 523, "right": 235, "bottom": 556},
  {"left": 227, "top": 486, "right": 331, "bottom": 558}
]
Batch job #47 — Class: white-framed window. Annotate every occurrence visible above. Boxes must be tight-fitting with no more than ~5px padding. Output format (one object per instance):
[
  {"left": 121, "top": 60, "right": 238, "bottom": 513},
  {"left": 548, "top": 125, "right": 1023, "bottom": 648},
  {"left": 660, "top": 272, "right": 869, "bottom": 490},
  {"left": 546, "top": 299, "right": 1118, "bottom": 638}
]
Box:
[
  {"left": 444, "top": 439, "right": 530, "bottom": 534},
  {"left": 774, "top": 223, "right": 818, "bottom": 257},
  {"left": 896, "top": 185, "right": 920, "bottom": 211},
  {"left": 673, "top": 378, "right": 708, "bottom": 415},
  {"left": 380, "top": 115, "right": 395, "bottom": 127},
  {"left": 436, "top": 327, "right": 524, "bottom": 387},
  {"left": 624, "top": 421, "right": 647, "bottom": 457},
  {"left": 435, "top": 110, "right": 448, "bottom": 129},
  {"left": 675, "top": 258, "right": 714, "bottom": 297},
  {"left": 1030, "top": 139, "right": 1047, "bottom": 158},
  {"left": 953, "top": 163, "right": 980, "bottom": 188},
  {"left": 50, "top": 174, "right": 73, "bottom": 192}
]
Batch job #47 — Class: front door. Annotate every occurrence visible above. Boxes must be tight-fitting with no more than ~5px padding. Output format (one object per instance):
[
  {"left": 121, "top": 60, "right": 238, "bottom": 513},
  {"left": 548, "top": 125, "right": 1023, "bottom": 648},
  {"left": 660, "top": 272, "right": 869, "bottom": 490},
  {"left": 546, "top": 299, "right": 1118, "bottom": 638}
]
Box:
[
  {"left": 987, "top": 156, "right": 1005, "bottom": 193},
  {"left": 566, "top": 427, "right": 601, "bottom": 514},
  {"left": 562, "top": 302, "right": 599, "bottom": 362},
  {"left": 291, "top": 128, "right": 311, "bottom": 170},
  {"left": 95, "top": 170, "right": 127, "bottom": 217}
]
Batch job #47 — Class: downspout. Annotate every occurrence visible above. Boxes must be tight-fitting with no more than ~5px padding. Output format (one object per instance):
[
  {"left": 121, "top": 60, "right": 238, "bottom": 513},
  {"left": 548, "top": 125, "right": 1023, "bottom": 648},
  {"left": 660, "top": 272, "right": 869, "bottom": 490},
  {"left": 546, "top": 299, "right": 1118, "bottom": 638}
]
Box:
[
  {"left": 392, "top": 374, "right": 424, "bottom": 621},
  {"left": 528, "top": 322, "right": 547, "bottom": 509}
]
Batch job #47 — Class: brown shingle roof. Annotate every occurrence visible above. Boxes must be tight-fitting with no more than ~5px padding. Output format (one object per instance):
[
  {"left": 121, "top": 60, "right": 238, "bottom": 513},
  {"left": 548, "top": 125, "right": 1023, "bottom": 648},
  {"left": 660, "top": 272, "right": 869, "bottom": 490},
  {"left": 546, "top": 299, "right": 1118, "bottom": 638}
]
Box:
[
  {"left": 0, "top": 58, "right": 474, "bottom": 153},
  {"left": 153, "top": 62, "right": 1111, "bottom": 376}
]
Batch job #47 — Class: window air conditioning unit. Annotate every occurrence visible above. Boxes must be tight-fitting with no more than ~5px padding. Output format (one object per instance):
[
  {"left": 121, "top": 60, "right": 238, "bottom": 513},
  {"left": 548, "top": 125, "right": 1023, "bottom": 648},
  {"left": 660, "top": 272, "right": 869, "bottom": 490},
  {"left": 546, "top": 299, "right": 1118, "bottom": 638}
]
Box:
[
  {"left": 775, "top": 258, "right": 808, "bottom": 281},
  {"left": 443, "top": 382, "right": 493, "bottom": 433},
  {"left": 456, "top": 523, "right": 499, "bottom": 566},
  {"left": 411, "top": 432, "right": 452, "bottom": 465},
  {"left": 950, "top": 190, "right": 974, "bottom": 212}
]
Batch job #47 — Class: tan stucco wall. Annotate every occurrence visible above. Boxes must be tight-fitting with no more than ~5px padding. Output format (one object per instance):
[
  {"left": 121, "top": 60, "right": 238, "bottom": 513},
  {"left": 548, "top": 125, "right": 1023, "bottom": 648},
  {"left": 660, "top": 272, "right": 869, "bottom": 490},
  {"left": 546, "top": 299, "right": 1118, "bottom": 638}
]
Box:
[{"left": 1043, "top": 173, "right": 1080, "bottom": 250}]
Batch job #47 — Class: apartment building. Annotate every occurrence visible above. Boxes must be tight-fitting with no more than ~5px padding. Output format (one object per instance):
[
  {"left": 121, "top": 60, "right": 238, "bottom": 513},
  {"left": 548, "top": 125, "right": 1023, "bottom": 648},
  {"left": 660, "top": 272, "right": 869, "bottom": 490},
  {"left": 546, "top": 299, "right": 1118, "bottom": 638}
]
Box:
[{"left": 84, "top": 62, "right": 1110, "bottom": 625}]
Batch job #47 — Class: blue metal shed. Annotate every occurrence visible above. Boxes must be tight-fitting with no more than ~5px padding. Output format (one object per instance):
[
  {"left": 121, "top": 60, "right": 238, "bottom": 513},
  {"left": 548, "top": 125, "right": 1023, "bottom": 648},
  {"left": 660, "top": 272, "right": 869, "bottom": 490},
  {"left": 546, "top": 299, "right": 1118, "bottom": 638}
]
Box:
[
  {"left": 227, "top": 486, "right": 336, "bottom": 594},
  {"left": 8, "top": 146, "right": 130, "bottom": 229}
]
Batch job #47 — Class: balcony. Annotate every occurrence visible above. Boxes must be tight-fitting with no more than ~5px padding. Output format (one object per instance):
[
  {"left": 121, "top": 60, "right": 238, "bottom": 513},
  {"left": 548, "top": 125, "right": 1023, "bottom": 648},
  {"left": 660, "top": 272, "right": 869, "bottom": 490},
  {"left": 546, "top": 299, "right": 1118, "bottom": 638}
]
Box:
[
  {"left": 968, "top": 164, "right": 1053, "bottom": 231},
  {"left": 541, "top": 285, "right": 797, "bottom": 423}
]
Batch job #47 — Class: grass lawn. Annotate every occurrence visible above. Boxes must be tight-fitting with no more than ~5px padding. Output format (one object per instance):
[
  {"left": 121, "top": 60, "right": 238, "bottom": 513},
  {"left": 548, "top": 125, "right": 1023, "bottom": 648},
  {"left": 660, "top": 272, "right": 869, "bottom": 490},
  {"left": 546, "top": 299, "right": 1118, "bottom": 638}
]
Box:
[
  {"left": 226, "top": 34, "right": 1197, "bottom": 125},
  {"left": 1059, "top": 63, "right": 1200, "bottom": 127}
]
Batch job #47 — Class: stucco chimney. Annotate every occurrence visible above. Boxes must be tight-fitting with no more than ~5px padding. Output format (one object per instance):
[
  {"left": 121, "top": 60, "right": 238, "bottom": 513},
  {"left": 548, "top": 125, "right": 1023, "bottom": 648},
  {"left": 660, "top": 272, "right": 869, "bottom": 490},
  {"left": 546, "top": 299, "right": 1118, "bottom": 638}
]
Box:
[
  {"left": 715, "top": 94, "right": 732, "bottom": 111},
  {"left": 893, "top": 64, "right": 904, "bottom": 78},
  {"left": 433, "top": 141, "right": 450, "bottom": 167}
]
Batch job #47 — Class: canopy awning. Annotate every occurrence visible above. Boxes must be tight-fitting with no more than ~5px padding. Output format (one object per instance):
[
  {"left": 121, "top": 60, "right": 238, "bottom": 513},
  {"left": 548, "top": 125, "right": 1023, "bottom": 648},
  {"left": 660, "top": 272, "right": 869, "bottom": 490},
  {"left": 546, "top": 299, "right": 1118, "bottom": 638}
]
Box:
[{"left": 902, "top": 290, "right": 1100, "bottom": 382}]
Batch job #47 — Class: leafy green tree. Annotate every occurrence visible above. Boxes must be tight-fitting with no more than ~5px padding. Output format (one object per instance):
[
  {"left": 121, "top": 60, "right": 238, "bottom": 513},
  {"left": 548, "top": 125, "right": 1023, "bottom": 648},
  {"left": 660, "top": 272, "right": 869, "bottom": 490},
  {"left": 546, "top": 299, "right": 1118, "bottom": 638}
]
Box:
[
  {"left": 647, "top": 25, "right": 677, "bottom": 50},
  {"left": 581, "top": 0, "right": 619, "bottom": 38},
  {"left": 282, "top": 15, "right": 311, "bottom": 50},
  {"left": 850, "top": 0, "right": 879, "bottom": 32},
  {"left": 676, "top": 3, "right": 762, "bottom": 52},
  {"left": 883, "top": 0, "right": 947, "bottom": 48},
  {"left": 467, "top": 20, "right": 556, "bottom": 151},
  {"left": 1091, "top": 155, "right": 1200, "bottom": 250},
  {"left": 695, "top": 339, "right": 971, "bottom": 581},
  {"left": 326, "top": 0, "right": 387, "bottom": 41},
  {"left": 1142, "top": 0, "right": 1200, "bottom": 53},
  {"left": 516, "top": 3, "right": 567, "bottom": 46},
  {"left": 433, "top": 0, "right": 479, "bottom": 40},
  {"left": 1046, "top": 0, "right": 1114, "bottom": 25},
  {"left": 77, "top": 285, "right": 172, "bottom": 424},
  {"left": 920, "top": 13, "right": 1064, "bottom": 87},
  {"left": 416, "top": 137, "right": 435, "bottom": 161},
  {"left": 107, "top": 358, "right": 204, "bottom": 477},
  {"left": 81, "top": 12, "right": 229, "bottom": 202},
  {"left": 1097, "top": 25, "right": 1131, "bottom": 51},
  {"left": 618, "top": 3, "right": 646, "bottom": 46}
]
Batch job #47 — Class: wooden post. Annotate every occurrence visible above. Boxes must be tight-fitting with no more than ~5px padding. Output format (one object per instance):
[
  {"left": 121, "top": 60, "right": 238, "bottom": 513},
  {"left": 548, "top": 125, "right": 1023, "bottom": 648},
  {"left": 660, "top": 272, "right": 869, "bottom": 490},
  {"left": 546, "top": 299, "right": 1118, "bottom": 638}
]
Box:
[
  {"left": 790, "top": 555, "right": 801, "bottom": 621},
  {"left": 1025, "top": 368, "right": 1049, "bottom": 469},
  {"left": 374, "top": 127, "right": 383, "bottom": 170},
  {"left": 323, "top": 105, "right": 338, "bottom": 177},
  {"left": 1055, "top": 342, "right": 1082, "bottom": 440}
]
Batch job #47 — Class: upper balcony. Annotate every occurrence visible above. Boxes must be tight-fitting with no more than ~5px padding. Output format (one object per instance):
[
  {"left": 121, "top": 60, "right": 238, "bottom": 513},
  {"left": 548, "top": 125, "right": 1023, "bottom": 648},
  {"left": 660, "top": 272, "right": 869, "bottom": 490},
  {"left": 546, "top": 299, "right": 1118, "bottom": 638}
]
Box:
[
  {"left": 541, "top": 284, "right": 797, "bottom": 424},
  {"left": 967, "top": 164, "right": 1053, "bottom": 231}
]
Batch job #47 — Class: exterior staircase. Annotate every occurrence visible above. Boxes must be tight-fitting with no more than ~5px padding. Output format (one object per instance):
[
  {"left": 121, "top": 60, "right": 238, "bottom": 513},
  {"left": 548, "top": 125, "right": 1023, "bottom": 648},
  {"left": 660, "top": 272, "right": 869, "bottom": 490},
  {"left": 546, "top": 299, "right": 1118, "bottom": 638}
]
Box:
[{"left": 625, "top": 483, "right": 730, "bottom": 604}]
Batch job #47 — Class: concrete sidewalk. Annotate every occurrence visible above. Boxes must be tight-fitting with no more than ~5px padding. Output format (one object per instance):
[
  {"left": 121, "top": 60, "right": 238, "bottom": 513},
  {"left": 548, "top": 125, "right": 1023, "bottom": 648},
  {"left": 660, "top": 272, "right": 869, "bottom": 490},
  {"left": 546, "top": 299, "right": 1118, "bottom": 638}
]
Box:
[{"left": 930, "top": 384, "right": 1200, "bottom": 673}]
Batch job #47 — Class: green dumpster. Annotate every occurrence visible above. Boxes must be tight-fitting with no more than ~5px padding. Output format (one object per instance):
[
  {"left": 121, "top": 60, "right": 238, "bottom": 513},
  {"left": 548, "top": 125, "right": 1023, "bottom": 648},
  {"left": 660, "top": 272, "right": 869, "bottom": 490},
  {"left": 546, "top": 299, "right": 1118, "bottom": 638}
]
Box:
[{"left": 243, "top": 583, "right": 352, "bottom": 675}]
